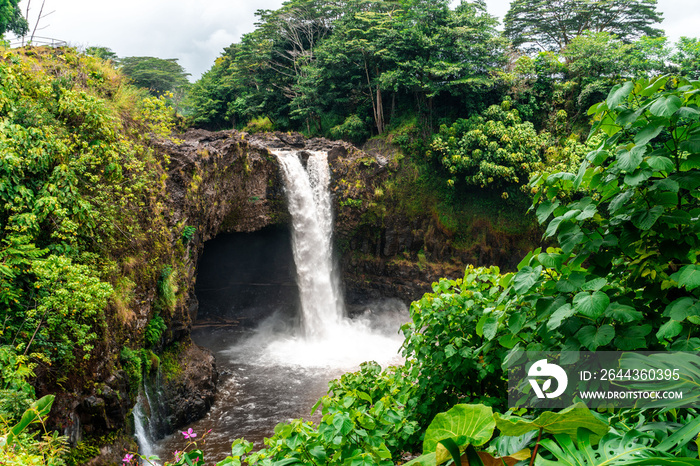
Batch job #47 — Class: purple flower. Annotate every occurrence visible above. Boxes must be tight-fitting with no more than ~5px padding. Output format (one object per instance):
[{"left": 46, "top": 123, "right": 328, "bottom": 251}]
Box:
[
  {"left": 182, "top": 428, "right": 197, "bottom": 439},
  {"left": 122, "top": 453, "right": 134, "bottom": 463}
]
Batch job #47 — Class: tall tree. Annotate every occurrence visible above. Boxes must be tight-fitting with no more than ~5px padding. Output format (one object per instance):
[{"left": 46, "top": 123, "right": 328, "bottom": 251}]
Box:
[
  {"left": 119, "top": 56, "right": 190, "bottom": 97},
  {"left": 504, "top": 0, "right": 664, "bottom": 52},
  {"left": 317, "top": 1, "right": 401, "bottom": 135},
  {"left": 381, "top": 0, "right": 506, "bottom": 131},
  {"left": 254, "top": 0, "right": 339, "bottom": 132},
  {"left": 0, "top": 0, "right": 27, "bottom": 37}
]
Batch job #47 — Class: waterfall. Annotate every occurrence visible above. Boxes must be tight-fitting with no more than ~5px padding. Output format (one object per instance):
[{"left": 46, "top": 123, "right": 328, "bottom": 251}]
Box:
[
  {"left": 134, "top": 370, "right": 169, "bottom": 464},
  {"left": 273, "top": 150, "right": 343, "bottom": 337},
  {"left": 134, "top": 392, "right": 157, "bottom": 463},
  {"left": 151, "top": 149, "right": 409, "bottom": 461}
]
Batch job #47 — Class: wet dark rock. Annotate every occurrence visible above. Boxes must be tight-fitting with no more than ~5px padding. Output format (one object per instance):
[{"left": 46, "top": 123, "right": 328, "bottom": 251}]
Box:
[{"left": 162, "top": 343, "right": 218, "bottom": 430}]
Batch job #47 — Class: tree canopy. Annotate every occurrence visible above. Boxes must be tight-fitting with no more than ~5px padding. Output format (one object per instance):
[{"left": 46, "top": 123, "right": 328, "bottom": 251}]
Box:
[
  {"left": 85, "top": 46, "right": 118, "bottom": 62},
  {"left": 119, "top": 56, "right": 190, "bottom": 97},
  {"left": 504, "top": 0, "right": 664, "bottom": 51},
  {"left": 0, "top": 0, "right": 27, "bottom": 37},
  {"left": 186, "top": 0, "right": 505, "bottom": 133}
]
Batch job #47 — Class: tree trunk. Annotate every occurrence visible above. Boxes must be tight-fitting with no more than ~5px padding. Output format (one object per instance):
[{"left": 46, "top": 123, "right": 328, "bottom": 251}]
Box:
[{"left": 375, "top": 81, "right": 384, "bottom": 134}]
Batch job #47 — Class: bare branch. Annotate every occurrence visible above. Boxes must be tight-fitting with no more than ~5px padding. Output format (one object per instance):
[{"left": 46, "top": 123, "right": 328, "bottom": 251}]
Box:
[{"left": 30, "top": 1, "right": 48, "bottom": 42}]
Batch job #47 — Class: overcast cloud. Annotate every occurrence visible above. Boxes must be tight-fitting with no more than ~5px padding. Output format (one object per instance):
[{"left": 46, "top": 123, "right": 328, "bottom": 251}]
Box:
[{"left": 11, "top": 0, "right": 700, "bottom": 81}]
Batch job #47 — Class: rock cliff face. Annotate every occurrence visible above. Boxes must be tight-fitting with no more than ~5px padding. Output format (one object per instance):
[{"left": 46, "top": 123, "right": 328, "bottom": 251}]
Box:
[
  {"left": 161, "top": 130, "right": 471, "bottom": 312},
  {"left": 162, "top": 128, "right": 535, "bottom": 322}
]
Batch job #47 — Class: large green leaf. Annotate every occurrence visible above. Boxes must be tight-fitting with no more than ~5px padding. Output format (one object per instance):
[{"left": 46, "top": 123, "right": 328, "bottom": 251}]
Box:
[
  {"left": 624, "top": 168, "right": 652, "bottom": 186},
  {"left": 608, "top": 190, "right": 634, "bottom": 214},
  {"left": 537, "top": 200, "right": 561, "bottom": 224},
  {"left": 668, "top": 298, "right": 700, "bottom": 321},
  {"left": 616, "top": 147, "right": 644, "bottom": 172},
  {"left": 631, "top": 205, "right": 664, "bottom": 231},
  {"left": 513, "top": 266, "right": 542, "bottom": 294},
  {"left": 573, "top": 291, "right": 610, "bottom": 320},
  {"left": 606, "top": 81, "right": 634, "bottom": 109},
  {"left": 556, "top": 273, "right": 586, "bottom": 293},
  {"left": 634, "top": 123, "right": 664, "bottom": 146},
  {"left": 655, "top": 320, "right": 683, "bottom": 340},
  {"left": 671, "top": 265, "right": 700, "bottom": 291},
  {"left": 494, "top": 403, "right": 608, "bottom": 441},
  {"left": 646, "top": 155, "right": 675, "bottom": 172},
  {"left": 617, "top": 352, "right": 700, "bottom": 410},
  {"left": 613, "top": 324, "right": 652, "bottom": 350},
  {"left": 558, "top": 225, "right": 584, "bottom": 254},
  {"left": 537, "top": 252, "right": 566, "bottom": 270},
  {"left": 671, "top": 172, "right": 700, "bottom": 190},
  {"left": 423, "top": 404, "right": 495, "bottom": 454},
  {"left": 548, "top": 303, "right": 576, "bottom": 330},
  {"left": 576, "top": 324, "right": 615, "bottom": 350},
  {"left": 535, "top": 429, "right": 659, "bottom": 466},
  {"left": 604, "top": 303, "right": 643, "bottom": 323},
  {"left": 655, "top": 415, "right": 700, "bottom": 454},
  {"left": 649, "top": 95, "right": 682, "bottom": 117},
  {"left": 7, "top": 394, "right": 55, "bottom": 444}
]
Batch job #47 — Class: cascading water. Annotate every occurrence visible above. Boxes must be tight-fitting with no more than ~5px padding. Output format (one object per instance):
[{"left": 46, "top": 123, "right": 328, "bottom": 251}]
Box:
[
  {"left": 134, "top": 392, "right": 156, "bottom": 462},
  {"left": 274, "top": 150, "right": 342, "bottom": 336},
  {"left": 154, "top": 149, "right": 408, "bottom": 462},
  {"left": 134, "top": 371, "right": 169, "bottom": 464}
]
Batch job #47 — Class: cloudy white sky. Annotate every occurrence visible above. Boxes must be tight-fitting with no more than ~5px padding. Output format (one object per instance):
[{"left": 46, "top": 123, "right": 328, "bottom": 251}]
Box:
[{"left": 11, "top": 0, "right": 700, "bottom": 81}]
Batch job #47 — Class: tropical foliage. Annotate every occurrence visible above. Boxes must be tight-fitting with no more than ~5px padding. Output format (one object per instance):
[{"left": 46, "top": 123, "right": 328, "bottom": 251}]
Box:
[
  {"left": 0, "top": 47, "right": 184, "bottom": 463},
  {"left": 2, "top": 0, "right": 700, "bottom": 463},
  {"left": 429, "top": 101, "right": 550, "bottom": 194},
  {"left": 186, "top": 0, "right": 506, "bottom": 134}
]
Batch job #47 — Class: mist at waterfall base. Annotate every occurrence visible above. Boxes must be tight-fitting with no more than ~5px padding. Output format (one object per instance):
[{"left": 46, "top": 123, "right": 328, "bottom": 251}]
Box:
[{"left": 151, "top": 151, "right": 409, "bottom": 463}]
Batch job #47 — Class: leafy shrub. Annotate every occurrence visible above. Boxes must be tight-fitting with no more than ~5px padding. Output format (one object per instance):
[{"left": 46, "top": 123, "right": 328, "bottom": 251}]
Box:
[
  {"left": 400, "top": 267, "right": 510, "bottom": 426},
  {"left": 0, "top": 395, "right": 68, "bottom": 466},
  {"left": 369, "top": 75, "right": 700, "bottom": 449},
  {"left": 329, "top": 114, "right": 369, "bottom": 145},
  {"left": 181, "top": 225, "right": 196, "bottom": 244},
  {"left": 429, "top": 102, "right": 549, "bottom": 193},
  {"left": 156, "top": 266, "right": 178, "bottom": 312},
  {"left": 144, "top": 315, "right": 167, "bottom": 348},
  {"left": 28, "top": 256, "right": 113, "bottom": 365},
  {"left": 0, "top": 346, "right": 38, "bottom": 422},
  {"left": 0, "top": 47, "right": 176, "bottom": 373},
  {"left": 525, "top": 76, "right": 700, "bottom": 352},
  {"left": 243, "top": 116, "right": 274, "bottom": 133},
  {"left": 408, "top": 77, "right": 700, "bottom": 396},
  {"left": 120, "top": 347, "right": 143, "bottom": 394},
  {"left": 214, "top": 362, "right": 417, "bottom": 465}
]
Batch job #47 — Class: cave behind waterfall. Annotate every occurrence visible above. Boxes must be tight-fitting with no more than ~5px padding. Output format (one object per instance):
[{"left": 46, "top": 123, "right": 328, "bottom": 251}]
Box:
[{"left": 194, "top": 225, "right": 299, "bottom": 326}]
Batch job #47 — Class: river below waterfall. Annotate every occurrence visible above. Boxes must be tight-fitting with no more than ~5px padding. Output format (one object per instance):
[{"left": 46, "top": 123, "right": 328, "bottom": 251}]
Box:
[
  {"left": 149, "top": 150, "right": 409, "bottom": 463},
  {"left": 154, "top": 303, "right": 407, "bottom": 463}
]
